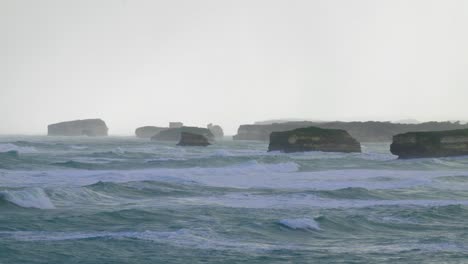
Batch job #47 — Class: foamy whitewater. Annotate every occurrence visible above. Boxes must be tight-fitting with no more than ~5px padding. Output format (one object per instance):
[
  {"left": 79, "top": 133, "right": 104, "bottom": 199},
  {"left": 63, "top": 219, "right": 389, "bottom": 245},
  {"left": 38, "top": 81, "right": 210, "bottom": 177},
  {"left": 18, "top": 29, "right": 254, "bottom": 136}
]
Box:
[{"left": 1, "top": 136, "right": 468, "bottom": 263}]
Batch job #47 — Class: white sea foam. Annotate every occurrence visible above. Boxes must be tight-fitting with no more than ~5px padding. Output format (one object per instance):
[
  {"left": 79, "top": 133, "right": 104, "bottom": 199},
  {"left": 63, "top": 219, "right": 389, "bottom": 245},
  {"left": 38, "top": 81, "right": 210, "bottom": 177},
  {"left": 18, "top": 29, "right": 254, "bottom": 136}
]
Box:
[
  {"left": 0, "top": 161, "right": 300, "bottom": 188},
  {"left": 0, "top": 229, "right": 298, "bottom": 252},
  {"left": 279, "top": 218, "right": 321, "bottom": 230},
  {"left": 0, "top": 143, "right": 37, "bottom": 153},
  {"left": 0, "top": 187, "right": 55, "bottom": 209},
  {"left": 70, "top": 145, "right": 88, "bottom": 150}
]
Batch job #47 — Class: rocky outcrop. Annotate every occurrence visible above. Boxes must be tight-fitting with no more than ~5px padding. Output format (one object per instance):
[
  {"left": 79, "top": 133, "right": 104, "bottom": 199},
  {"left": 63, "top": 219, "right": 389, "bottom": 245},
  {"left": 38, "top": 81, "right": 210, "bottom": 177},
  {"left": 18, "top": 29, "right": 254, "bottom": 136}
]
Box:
[
  {"left": 390, "top": 129, "right": 468, "bottom": 159},
  {"left": 207, "top": 123, "right": 224, "bottom": 138},
  {"left": 151, "top": 126, "right": 214, "bottom": 141},
  {"left": 268, "top": 126, "right": 361, "bottom": 153},
  {"left": 48, "top": 119, "right": 108, "bottom": 136},
  {"left": 169, "top": 122, "right": 183, "bottom": 128},
  {"left": 135, "top": 126, "right": 168, "bottom": 138},
  {"left": 234, "top": 121, "right": 468, "bottom": 142},
  {"left": 177, "top": 132, "right": 211, "bottom": 146}
]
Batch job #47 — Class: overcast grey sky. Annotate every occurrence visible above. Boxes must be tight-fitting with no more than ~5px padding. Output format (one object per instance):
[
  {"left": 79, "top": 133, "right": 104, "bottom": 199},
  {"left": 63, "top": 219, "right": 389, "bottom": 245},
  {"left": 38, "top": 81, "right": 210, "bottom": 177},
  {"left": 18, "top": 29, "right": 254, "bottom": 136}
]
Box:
[{"left": 1, "top": 0, "right": 467, "bottom": 135}]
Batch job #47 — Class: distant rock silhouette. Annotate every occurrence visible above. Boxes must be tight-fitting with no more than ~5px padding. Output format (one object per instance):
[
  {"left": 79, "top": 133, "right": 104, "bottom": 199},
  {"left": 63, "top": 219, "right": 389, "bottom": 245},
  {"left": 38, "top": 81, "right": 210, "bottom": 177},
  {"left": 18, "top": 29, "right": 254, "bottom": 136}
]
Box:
[
  {"left": 177, "top": 132, "right": 211, "bottom": 146},
  {"left": 234, "top": 121, "right": 468, "bottom": 142},
  {"left": 48, "top": 119, "right": 108, "bottom": 136},
  {"left": 207, "top": 123, "right": 224, "bottom": 138},
  {"left": 169, "top": 122, "right": 183, "bottom": 128},
  {"left": 135, "top": 126, "right": 168, "bottom": 138},
  {"left": 151, "top": 126, "right": 214, "bottom": 141},
  {"left": 391, "top": 129, "right": 468, "bottom": 159},
  {"left": 268, "top": 126, "right": 361, "bottom": 153}
]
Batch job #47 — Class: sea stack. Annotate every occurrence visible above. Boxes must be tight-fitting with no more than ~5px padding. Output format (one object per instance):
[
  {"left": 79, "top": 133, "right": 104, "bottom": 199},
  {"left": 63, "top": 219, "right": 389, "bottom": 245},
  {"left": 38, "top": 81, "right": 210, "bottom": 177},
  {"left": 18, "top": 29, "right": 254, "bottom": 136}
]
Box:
[
  {"left": 390, "top": 129, "right": 468, "bottom": 159},
  {"left": 135, "top": 126, "right": 167, "bottom": 138},
  {"left": 151, "top": 126, "right": 214, "bottom": 141},
  {"left": 268, "top": 126, "right": 361, "bottom": 153},
  {"left": 48, "top": 119, "right": 108, "bottom": 136},
  {"left": 207, "top": 123, "right": 224, "bottom": 138},
  {"left": 177, "top": 132, "right": 211, "bottom": 146}
]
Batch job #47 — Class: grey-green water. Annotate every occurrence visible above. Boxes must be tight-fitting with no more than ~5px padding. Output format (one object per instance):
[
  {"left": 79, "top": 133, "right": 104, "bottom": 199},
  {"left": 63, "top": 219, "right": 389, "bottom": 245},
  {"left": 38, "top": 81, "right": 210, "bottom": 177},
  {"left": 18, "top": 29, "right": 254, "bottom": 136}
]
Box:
[{"left": 1, "top": 136, "right": 468, "bottom": 263}]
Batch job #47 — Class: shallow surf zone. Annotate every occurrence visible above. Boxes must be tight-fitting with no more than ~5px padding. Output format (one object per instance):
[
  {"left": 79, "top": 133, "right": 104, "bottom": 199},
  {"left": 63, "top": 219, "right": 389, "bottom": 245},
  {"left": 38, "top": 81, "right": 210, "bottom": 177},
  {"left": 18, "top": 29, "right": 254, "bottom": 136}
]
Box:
[{"left": 1, "top": 136, "right": 468, "bottom": 263}]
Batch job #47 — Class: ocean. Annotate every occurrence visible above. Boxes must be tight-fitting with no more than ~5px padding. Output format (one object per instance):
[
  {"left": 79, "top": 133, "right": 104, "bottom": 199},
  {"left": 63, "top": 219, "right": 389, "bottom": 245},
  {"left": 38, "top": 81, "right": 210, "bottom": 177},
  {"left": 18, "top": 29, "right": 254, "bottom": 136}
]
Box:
[{"left": 0, "top": 136, "right": 468, "bottom": 263}]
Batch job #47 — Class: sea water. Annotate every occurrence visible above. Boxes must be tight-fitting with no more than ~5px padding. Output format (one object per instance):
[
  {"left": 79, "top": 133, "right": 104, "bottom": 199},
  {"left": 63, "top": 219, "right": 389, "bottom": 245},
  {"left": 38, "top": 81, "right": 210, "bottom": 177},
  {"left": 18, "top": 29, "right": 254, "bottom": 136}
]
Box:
[{"left": 0, "top": 136, "right": 468, "bottom": 263}]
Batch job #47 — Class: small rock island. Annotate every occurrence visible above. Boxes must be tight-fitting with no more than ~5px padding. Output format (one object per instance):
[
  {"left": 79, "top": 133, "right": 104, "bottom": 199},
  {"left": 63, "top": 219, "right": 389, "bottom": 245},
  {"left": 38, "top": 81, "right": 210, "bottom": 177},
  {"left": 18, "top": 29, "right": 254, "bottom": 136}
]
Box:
[
  {"left": 177, "top": 132, "right": 211, "bottom": 146},
  {"left": 151, "top": 126, "right": 214, "bottom": 141},
  {"left": 48, "top": 119, "right": 108, "bottom": 136},
  {"left": 268, "top": 126, "right": 361, "bottom": 153},
  {"left": 390, "top": 129, "right": 468, "bottom": 159}
]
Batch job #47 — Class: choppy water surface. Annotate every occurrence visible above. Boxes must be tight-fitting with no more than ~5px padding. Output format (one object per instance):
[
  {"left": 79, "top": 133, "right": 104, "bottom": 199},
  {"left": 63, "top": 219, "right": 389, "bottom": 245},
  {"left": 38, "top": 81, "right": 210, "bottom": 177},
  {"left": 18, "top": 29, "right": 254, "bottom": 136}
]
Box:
[{"left": 1, "top": 136, "right": 468, "bottom": 263}]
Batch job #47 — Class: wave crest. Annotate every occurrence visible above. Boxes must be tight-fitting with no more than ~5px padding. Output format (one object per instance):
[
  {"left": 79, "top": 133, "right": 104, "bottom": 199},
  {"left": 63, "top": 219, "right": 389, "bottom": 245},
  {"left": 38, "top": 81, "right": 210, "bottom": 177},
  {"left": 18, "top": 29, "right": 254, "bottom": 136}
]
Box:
[
  {"left": 0, "top": 187, "right": 55, "bottom": 209},
  {"left": 0, "top": 143, "right": 37, "bottom": 154},
  {"left": 279, "top": 218, "right": 321, "bottom": 230}
]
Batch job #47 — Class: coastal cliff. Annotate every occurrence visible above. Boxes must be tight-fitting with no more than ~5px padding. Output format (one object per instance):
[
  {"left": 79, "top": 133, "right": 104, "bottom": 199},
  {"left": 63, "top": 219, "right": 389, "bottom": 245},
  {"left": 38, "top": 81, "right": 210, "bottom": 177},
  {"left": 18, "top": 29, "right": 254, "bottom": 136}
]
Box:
[
  {"left": 390, "top": 129, "right": 468, "bottom": 159},
  {"left": 268, "top": 126, "right": 361, "bottom": 153},
  {"left": 48, "top": 119, "right": 108, "bottom": 136},
  {"left": 234, "top": 121, "right": 468, "bottom": 142}
]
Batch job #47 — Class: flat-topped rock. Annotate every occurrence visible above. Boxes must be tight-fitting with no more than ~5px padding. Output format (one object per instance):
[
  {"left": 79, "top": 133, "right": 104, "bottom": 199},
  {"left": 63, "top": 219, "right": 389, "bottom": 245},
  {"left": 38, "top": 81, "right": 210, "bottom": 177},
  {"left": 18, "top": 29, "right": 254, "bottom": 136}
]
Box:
[
  {"left": 177, "top": 132, "right": 211, "bottom": 146},
  {"left": 169, "top": 122, "right": 183, "bottom": 128},
  {"left": 48, "top": 119, "right": 108, "bottom": 136},
  {"left": 151, "top": 126, "right": 214, "bottom": 141},
  {"left": 135, "top": 126, "right": 168, "bottom": 138},
  {"left": 390, "top": 129, "right": 468, "bottom": 159},
  {"left": 268, "top": 126, "right": 361, "bottom": 153}
]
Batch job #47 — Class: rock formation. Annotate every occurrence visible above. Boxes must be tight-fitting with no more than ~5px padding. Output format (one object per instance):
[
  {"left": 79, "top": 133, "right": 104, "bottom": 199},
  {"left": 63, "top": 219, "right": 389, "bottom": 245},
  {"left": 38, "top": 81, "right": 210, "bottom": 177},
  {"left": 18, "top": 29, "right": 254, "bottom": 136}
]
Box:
[
  {"left": 135, "top": 126, "right": 168, "bottom": 138},
  {"left": 169, "top": 122, "right": 184, "bottom": 128},
  {"left": 234, "top": 121, "right": 468, "bottom": 142},
  {"left": 48, "top": 119, "right": 108, "bottom": 136},
  {"left": 177, "top": 132, "right": 211, "bottom": 146},
  {"left": 268, "top": 126, "right": 361, "bottom": 153},
  {"left": 151, "top": 126, "right": 214, "bottom": 141},
  {"left": 207, "top": 123, "right": 224, "bottom": 138},
  {"left": 390, "top": 129, "right": 468, "bottom": 159}
]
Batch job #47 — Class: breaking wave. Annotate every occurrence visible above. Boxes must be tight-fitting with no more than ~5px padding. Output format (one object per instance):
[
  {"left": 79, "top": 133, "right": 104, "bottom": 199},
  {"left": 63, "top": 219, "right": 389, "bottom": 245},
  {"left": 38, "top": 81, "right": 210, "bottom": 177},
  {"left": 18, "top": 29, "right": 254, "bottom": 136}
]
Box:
[
  {"left": 0, "top": 188, "right": 55, "bottom": 209},
  {"left": 278, "top": 218, "right": 321, "bottom": 230},
  {"left": 0, "top": 143, "right": 37, "bottom": 153}
]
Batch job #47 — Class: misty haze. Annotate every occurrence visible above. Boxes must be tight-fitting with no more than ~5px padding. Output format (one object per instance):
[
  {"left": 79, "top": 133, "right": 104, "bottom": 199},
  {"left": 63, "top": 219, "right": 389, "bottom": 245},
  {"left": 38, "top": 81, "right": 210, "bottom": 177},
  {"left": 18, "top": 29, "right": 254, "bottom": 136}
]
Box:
[{"left": 1, "top": 1, "right": 468, "bottom": 263}]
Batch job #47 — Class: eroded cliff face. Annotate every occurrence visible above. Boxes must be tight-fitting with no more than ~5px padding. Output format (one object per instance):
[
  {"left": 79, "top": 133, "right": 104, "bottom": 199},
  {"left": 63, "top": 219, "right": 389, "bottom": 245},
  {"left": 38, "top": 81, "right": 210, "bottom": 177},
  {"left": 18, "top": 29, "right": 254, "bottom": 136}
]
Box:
[
  {"left": 48, "top": 119, "right": 108, "bottom": 136},
  {"left": 151, "top": 127, "right": 214, "bottom": 141},
  {"left": 390, "top": 129, "right": 468, "bottom": 159},
  {"left": 207, "top": 124, "right": 224, "bottom": 138},
  {"left": 268, "top": 126, "right": 361, "bottom": 153},
  {"left": 177, "top": 132, "right": 211, "bottom": 146},
  {"left": 234, "top": 121, "right": 468, "bottom": 142},
  {"left": 135, "top": 126, "right": 168, "bottom": 138}
]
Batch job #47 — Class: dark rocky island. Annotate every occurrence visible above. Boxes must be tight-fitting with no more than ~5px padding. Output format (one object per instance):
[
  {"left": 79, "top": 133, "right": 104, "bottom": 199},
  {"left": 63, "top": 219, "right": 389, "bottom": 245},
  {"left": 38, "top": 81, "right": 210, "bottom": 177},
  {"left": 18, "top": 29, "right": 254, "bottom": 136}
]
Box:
[
  {"left": 207, "top": 123, "right": 224, "bottom": 138},
  {"left": 390, "top": 129, "right": 468, "bottom": 159},
  {"left": 151, "top": 126, "right": 214, "bottom": 141},
  {"left": 135, "top": 126, "right": 168, "bottom": 138},
  {"left": 234, "top": 121, "right": 468, "bottom": 142},
  {"left": 268, "top": 126, "right": 361, "bottom": 153},
  {"left": 177, "top": 132, "right": 211, "bottom": 146},
  {"left": 48, "top": 119, "right": 108, "bottom": 136}
]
